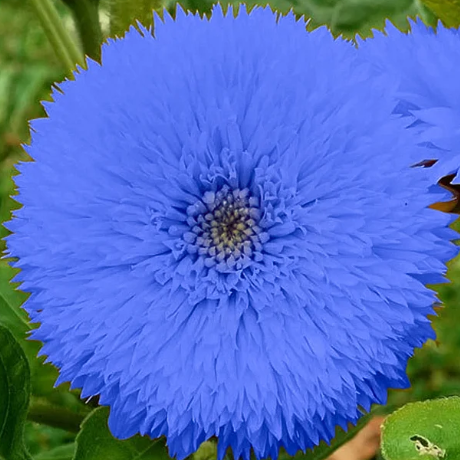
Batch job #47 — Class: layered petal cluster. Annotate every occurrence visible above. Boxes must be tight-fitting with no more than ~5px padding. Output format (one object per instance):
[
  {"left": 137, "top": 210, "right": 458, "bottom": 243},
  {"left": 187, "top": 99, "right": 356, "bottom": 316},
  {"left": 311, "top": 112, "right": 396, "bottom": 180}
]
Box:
[
  {"left": 6, "top": 6, "right": 458, "bottom": 460},
  {"left": 359, "top": 19, "right": 460, "bottom": 184}
]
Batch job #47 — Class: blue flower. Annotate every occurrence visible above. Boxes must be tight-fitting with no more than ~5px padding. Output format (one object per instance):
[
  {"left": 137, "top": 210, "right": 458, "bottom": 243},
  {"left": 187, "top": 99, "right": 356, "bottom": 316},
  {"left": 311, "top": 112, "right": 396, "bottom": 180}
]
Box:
[
  {"left": 359, "top": 19, "right": 460, "bottom": 185},
  {"left": 5, "top": 6, "right": 458, "bottom": 460}
]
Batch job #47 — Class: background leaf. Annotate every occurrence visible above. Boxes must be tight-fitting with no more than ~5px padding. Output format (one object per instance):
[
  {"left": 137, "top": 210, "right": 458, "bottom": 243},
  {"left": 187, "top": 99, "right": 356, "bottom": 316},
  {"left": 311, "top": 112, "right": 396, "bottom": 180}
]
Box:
[
  {"left": 381, "top": 397, "right": 460, "bottom": 460},
  {"left": 164, "top": 0, "right": 429, "bottom": 37},
  {"left": 0, "top": 264, "right": 30, "bottom": 340},
  {"left": 0, "top": 263, "right": 69, "bottom": 400},
  {"left": 105, "top": 0, "right": 431, "bottom": 38},
  {"left": 35, "top": 443, "right": 75, "bottom": 460},
  {"left": 73, "top": 407, "right": 170, "bottom": 460},
  {"left": 108, "top": 0, "right": 162, "bottom": 36},
  {"left": 419, "top": 0, "right": 460, "bottom": 27},
  {"left": 0, "top": 325, "right": 32, "bottom": 460}
]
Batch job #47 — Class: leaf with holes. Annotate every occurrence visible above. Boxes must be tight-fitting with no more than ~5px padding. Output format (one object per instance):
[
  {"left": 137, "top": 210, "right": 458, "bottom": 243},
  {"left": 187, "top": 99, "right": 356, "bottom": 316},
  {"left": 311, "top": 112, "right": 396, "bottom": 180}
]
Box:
[{"left": 381, "top": 397, "right": 460, "bottom": 460}]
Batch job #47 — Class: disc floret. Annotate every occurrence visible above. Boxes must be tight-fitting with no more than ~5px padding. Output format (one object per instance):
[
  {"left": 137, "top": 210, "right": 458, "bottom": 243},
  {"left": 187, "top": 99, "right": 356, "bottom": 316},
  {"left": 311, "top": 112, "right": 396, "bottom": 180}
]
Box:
[{"left": 184, "top": 185, "right": 268, "bottom": 271}]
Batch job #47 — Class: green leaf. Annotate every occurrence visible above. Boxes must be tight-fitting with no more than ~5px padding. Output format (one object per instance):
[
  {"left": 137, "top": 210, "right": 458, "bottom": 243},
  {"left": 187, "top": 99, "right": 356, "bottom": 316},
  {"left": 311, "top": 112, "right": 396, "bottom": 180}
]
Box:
[
  {"left": 73, "top": 407, "right": 170, "bottom": 460},
  {"left": 35, "top": 443, "right": 76, "bottom": 460},
  {"left": 0, "top": 262, "right": 56, "bottom": 396},
  {"left": 328, "top": 0, "right": 417, "bottom": 36},
  {"left": 278, "top": 411, "right": 376, "bottom": 460},
  {"left": 222, "top": 0, "right": 423, "bottom": 38},
  {"left": 414, "top": 0, "right": 439, "bottom": 27},
  {"left": 381, "top": 397, "right": 460, "bottom": 460},
  {"left": 0, "top": 263, "right": 83, "bottom": 407},
  {"left": 192, "top": 441, "right": 217, "bottom": 460},
  {"left": 0, "top": 265, "right": 30, "bottom": 338},
  {"left": 108, "top": 0, "right": 162, "bottom": 37},
  {"left": 419, "top": 0, "right": 460, "bottom": 27},
  {"left": 0, "top": 262, "right": 49, "bottom": 394},
  {"left": 0, "top": 325, "right": 32, "bottom": 460}
]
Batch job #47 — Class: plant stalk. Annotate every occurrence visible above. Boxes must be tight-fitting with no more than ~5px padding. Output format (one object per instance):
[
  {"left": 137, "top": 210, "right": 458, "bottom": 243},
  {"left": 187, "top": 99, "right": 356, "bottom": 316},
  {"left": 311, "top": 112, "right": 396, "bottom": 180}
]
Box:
[
  {"left": 61, "top": 0, "right": 103, "bottom": 62},
  {"left": 29, "top": 0, "right": 85, "bottom": 73},
  {"left": 28, "top": 402, "right": 86, "bottom": 433}
]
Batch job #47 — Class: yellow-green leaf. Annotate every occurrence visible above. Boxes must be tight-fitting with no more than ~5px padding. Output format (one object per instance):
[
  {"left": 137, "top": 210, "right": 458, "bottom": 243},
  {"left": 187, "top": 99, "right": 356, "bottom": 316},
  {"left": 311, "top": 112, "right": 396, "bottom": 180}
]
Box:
[
  {"left": 420, "top": 0, "right": 460, "bottom": 27},
  {"left": 108, "top": 0, "right": 162, "bottom": 37}
]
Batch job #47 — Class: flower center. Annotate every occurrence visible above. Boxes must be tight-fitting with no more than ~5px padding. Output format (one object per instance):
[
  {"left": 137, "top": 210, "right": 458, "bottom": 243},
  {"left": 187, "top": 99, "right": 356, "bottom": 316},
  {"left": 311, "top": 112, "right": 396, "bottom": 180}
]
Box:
[{"left": 184, "top": 186, "right": 267, "bottom": 270}]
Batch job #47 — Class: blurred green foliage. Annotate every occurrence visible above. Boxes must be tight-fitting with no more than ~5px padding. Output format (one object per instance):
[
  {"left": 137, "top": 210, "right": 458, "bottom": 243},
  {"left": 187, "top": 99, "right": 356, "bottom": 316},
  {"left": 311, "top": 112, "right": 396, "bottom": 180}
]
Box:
[
  {"left": 0, "top": 1, "right": 63, "bottom": 251},
  {"left": 0, "top": 0, "right": 459, "bottom": 458},
  {"left": 0, "top": 2, "right": 85, "bottom": 456}
]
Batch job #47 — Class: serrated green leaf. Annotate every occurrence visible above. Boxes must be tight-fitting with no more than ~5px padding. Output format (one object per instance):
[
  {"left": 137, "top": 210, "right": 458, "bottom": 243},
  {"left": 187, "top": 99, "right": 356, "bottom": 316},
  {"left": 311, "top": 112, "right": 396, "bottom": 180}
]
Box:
[
  {"left": 381, "top": 397, "right": 460, "bottom": 460},
  {"left": 0, "top": 325, "right": 32, "bottom": 460},
  {"left": 73, "top": 407, "right": 170, "bottom": 460},
  {"left": 419, "top": 0, "right": 460, "bottom": 27},
  {"left": 222, "top": 0, "right": 423, "bottom": 37},
  {"left": 35, "top": 443, "right": 76, "bottom": 460}
]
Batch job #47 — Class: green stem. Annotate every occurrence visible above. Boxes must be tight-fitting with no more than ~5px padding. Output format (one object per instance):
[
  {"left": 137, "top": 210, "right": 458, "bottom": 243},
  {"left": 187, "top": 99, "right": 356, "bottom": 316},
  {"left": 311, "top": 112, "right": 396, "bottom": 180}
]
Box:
[
  {"left": 62, "top": 0, "right": 103, "bottom": 62},
  {"left": 29, "top": 0, "right": 85, "bottom": 73},
  {"left": 27, "top": 402, "right": 86, "bottom": 433}
]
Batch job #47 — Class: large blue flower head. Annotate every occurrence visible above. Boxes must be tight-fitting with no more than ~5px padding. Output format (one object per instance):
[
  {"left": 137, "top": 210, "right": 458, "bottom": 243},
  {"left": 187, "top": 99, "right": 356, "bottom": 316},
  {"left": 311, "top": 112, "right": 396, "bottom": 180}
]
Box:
[
  {"left": 5, "top": 5, "right": 459, "bottom": 460},
  {"left": 359, "top": 19, "right": 460, "bottom": 186}
]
